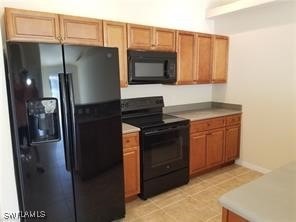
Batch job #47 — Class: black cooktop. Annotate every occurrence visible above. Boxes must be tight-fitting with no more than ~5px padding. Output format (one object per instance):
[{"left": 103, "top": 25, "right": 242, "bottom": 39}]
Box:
[
  {"left": 123, "top": 114, "right": 188, "bottom": 129},
  {"left": 121, "top": 96, "right": 189, "bottom": 129}
]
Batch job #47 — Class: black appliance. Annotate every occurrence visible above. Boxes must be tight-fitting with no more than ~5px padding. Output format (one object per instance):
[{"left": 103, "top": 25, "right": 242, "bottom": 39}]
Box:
[
  {"left": 127, "top": 50, "right": 177, "bottom": 84},
  {"left": 121, "top": 96, "right": 189, "bottom": 199},
  {"left": 5, "top": 42, "right": 125, "bottom": 222}
]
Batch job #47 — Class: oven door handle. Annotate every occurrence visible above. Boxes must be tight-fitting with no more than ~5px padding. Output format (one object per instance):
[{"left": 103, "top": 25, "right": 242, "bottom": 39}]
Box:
[{"left": 143, "top": 125, "right": 188, "bottom": 136}]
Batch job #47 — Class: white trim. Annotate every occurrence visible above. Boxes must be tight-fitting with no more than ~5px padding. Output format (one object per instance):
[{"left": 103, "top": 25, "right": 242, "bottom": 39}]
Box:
[
  {"left": 206, "top": 0, "right": 278, "bottom": 18},
  {"left": 235, "top": 159, "right": 271, "bottom": 174}
]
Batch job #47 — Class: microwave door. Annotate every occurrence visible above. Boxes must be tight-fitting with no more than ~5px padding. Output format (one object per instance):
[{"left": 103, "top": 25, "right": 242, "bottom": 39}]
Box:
[{"left": 129, "top": 58, "right": 166, "bottom": 83}]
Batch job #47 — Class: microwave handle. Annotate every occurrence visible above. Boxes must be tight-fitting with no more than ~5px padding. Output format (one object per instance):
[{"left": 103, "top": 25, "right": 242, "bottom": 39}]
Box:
[{"left": 164, "top": 60, "right": 169, "bottom": 77}]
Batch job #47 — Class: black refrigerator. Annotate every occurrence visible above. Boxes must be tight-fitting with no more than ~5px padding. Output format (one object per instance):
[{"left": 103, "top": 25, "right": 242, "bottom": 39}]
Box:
[{"left": 5, "top": 42, "right": 125, "bottom": 222}]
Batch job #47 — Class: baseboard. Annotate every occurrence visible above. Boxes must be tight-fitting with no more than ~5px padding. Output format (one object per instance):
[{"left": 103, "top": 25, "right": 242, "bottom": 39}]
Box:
[{"left": 235, "top": 159, "right": 271, "bottom": 174}]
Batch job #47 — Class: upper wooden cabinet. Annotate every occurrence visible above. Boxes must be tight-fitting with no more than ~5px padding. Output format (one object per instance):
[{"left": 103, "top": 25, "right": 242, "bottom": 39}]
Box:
[
  {"left": 212, "top": 35, "right": 229, "bottom": 83},
  {"left": 154, "top": 28, "right": 176, "bottom": 51},
  {"left": 59, "top": 15, "right": 103, "bottom": 46},
  {"left": 5, "top": 8, "right": 60, "bottom": 43},
  {"left": 127, "top": 24, "right": 153, "bottom": 50},
  {"left": 127, "top": 24, "right": 176, "bottom": 51},
  {"left": 103, "top": 21, "right": 128, "bottom": 87},
  {"left": 177, "top": 32, "right": 229, "bottom": 85},
  {"left": 177, "top": 32, "right": 214, "bottom": 84},
  {"left": 195, "top": 33, "right": 213, "bottom": 83},
  {"left": 176, "top": 31, "right": 196, "bottom": 84},
  {"left": 5, "top": 8, "right": 103, "bottom": 46}
]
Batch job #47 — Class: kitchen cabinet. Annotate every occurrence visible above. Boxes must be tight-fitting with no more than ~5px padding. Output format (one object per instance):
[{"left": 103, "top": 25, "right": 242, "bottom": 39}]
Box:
[
  {"left": 189, "top": 115, "right": 240, "bottom": 176},
  {"left": 206, "top": 128, "right": 225, "bottom": 167},
  {"left": 222, "top": 208, "right": 249, "bottom": 222},
  {"left": 195, "top": 33, "right": 213, "bottom": 83},
  {"left": 122, "top": 132, "right": 140, "bottom": 200},
  {"left": 190, "top": 117, "right": 225, "bottom": 175},
  {"left": 5, "top": 8, "right": 103, "bottom": 46},
  {"left": 5, "top": 8, "right": 60, "bottom": 43},
  {"left": 190, "top": 132, "right": 207, "bottom": 174},
  {"left": 212, "top": 35, "right": 229, "bottom": 83},
  {"left": 103, "top": 21, "right": 128, "bottom": 87},
  {"left": 177, "top": 32, "right": 213, "bottom": 84},
  {"left": 176, "top": 31, "right": 196, "bottom": 84},
  {"left": 127, "top": 24, "right": 176, "bottom": 51},
  {"left": 59, "top": 15, "right": 103, "bottom": 46},
  {"left": 225, "top": 114, "right": 241, "bottom": 162}
]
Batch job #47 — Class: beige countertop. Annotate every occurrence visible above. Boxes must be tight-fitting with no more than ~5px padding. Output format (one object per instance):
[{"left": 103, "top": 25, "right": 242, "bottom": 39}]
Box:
[
  {"left": 122, "top": 123, "right": 140, "bottom": 134},
  {"left": 171, "top": 108, "right": 242, "bottom": 121},
  {"left": 219, "top": 161, "right": 296, "bottom": 222}
]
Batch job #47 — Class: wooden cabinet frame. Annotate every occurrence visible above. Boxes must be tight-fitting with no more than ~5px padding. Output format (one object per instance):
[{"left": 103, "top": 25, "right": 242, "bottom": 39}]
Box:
[
  {"left": 122, "top": 132, "right": 140, "bottom": 200},
  {"left": 190, "top": 114, "right": 241, "bottom": 176},
  {"left": 127, "top": 24, "right": 176, "bottom": 51}
]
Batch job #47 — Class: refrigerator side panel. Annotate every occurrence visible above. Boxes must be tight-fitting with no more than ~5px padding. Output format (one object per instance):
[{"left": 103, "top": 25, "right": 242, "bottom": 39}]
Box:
[
  {"left": 6, "top": 42, "right": 76, "bottom": 222},
  {"left": 63, "top": 45, "right": 125, "bottom": 222}
]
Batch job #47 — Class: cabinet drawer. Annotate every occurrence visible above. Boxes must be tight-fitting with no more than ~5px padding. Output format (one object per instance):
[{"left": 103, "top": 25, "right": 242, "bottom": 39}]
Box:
[
  {"left": 123, "top": 133, "right": 139, "bottom": 148},
  {"left": 191, "top": 117, "right": 225, "bottom": 133},
  {"left": 226, "top": 114, "right": 241, "bottom": 126}
]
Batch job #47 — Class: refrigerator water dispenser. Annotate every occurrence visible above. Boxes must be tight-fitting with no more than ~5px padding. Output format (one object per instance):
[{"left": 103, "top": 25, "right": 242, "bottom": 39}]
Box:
[{"left": 27, "top": 98, "right": 60, "bottom": 144}]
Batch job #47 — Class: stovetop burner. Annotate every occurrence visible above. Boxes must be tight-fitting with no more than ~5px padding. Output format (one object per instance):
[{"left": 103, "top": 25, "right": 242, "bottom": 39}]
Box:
[{"left": 121, "top": 97, "right": 188, "bottom": 129}]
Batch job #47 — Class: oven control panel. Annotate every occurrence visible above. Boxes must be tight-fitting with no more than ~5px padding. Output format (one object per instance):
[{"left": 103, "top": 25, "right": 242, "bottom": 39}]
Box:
[{"left": 121, "top": 96, "right": 164, "bottom": 112}]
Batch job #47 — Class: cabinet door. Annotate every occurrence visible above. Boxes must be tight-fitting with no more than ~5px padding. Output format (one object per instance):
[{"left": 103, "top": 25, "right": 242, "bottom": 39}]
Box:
[
  {"left": 225, "top": 125, "right": 240, "bottom": 161},
  {"left": 206, "top": 128, "right": 225, "bottom": 167},
  {"left": 59, "top": 15, "right": 103, "bottom": 46},
  {"left": 190, "top": 132, "right": 207, "bottom": 175},
  {"left": 212, "top": 35, "right": 229, "bottom": 83},
  {"left": 176, "top": 31, "right": 196, "bottom": 84},
  {"left": 196, "top": 33, "right": 212, "bottom": 83},
  {"left": 154, "top": 28, "right": 176, "bottom": 51},
  {"left": 5, "top": 8, "right": 60, "bottom": 43},
  {"left": 123, "top": 146, "right": 140, "bottom": 198},
  {"left": 127, "top": 24, "right": 153, "bottom": 49},
  {"left": 103, "top": 21, "right": 128, "bottom": 88}
]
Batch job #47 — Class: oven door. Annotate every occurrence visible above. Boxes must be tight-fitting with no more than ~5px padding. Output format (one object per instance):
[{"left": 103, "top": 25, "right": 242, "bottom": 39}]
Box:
[{"left": 141, "top": 124, "right": 189, "bottom": 181}]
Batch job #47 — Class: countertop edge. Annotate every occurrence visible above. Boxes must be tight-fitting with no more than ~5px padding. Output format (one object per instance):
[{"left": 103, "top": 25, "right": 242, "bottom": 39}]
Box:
[{"left": 122, "top": 123, "right": 140, "bottom": 134}]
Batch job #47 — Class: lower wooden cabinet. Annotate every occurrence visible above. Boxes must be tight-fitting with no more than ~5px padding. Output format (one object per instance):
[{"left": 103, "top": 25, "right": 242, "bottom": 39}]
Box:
[
  {"left": 122, "top": 132, "right": 140, "bottom": 199},
  {"left": 225, "top": 125, "right": 240, "bottom": 161},
  {"left": 206, "top": 128, "right": 225, "bottom": 167},
  {"left": 190, "top": 132, "right": 207, "bottom": 174},
  {"left": 222, "top": 208, "right": 248, "bottom": 222},
  {"left": 190, "top": 114, "right": 241, "bottom": 176}
]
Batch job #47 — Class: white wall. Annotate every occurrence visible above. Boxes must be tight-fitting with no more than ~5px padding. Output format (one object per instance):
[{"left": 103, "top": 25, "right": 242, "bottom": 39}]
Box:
[
  {"left": 212, "top": 1, "right": 296, "bottom": 170},
  {"left": 0, "top": 0, "right": 215, "bottom": 217}
]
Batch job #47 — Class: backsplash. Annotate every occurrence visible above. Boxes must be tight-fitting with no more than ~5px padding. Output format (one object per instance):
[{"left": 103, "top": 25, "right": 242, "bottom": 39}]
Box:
[{"left": 120, "top": 84, "right": 212, "bottom": 106}]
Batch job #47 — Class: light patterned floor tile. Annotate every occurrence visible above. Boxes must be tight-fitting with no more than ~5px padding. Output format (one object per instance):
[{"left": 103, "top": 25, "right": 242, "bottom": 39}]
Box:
[
  {"left": 162, "top": 197, "right": 206, "bottom": 222},
  {"left": 179, "top": 178, "right": 212, "bottom": 196},
  {"left": 125, "top": 198, "right": 160, "bottom": 221},
  {"left": 133, "top": 209, "right": 176, "bottom": 222},
  {"left": 216, "top": 177, "right": 245, "bottom": 192},
  {"left": 226, "top": 166, "right": 253, "bottom": 176},
  {"left": 123, "top": 165, "right": 263, "bottom": 222},
  {"left": 149, "top": 188, "right": 185, "bottom": 208}
]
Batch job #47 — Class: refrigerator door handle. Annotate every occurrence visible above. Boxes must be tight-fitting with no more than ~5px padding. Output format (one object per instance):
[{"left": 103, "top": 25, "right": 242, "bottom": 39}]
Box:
[
  {"left": 59, "top": 73, "right": 72, "bottom": 171},
  {"left": 66, "top": 73, "right": 79, "bottom": 171}
]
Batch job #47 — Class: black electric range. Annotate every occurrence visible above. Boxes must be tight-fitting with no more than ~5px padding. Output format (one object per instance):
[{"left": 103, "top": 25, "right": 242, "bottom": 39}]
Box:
[{"left": 121, "top": 96, "right": 189, "bottom": 199}]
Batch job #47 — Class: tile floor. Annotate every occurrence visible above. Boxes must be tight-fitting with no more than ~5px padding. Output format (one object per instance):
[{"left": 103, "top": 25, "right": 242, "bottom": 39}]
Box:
[{"left": 124, "top": 164, "right": 263, "bottom": 222}]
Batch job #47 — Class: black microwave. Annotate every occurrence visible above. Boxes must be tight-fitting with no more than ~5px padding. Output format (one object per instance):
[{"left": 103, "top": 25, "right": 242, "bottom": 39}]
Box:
[{"left": 127, "top": 50, "right": 177, "bottom": 84}]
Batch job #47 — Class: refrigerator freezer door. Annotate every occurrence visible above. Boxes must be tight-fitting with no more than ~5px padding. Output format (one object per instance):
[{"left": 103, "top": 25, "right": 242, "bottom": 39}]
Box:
[
  {"left": 6, "top": 42, "right": 76, "bottom": 222},
  {"left": 63, "top": 45, "right": 125, "bottom": 221}
]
